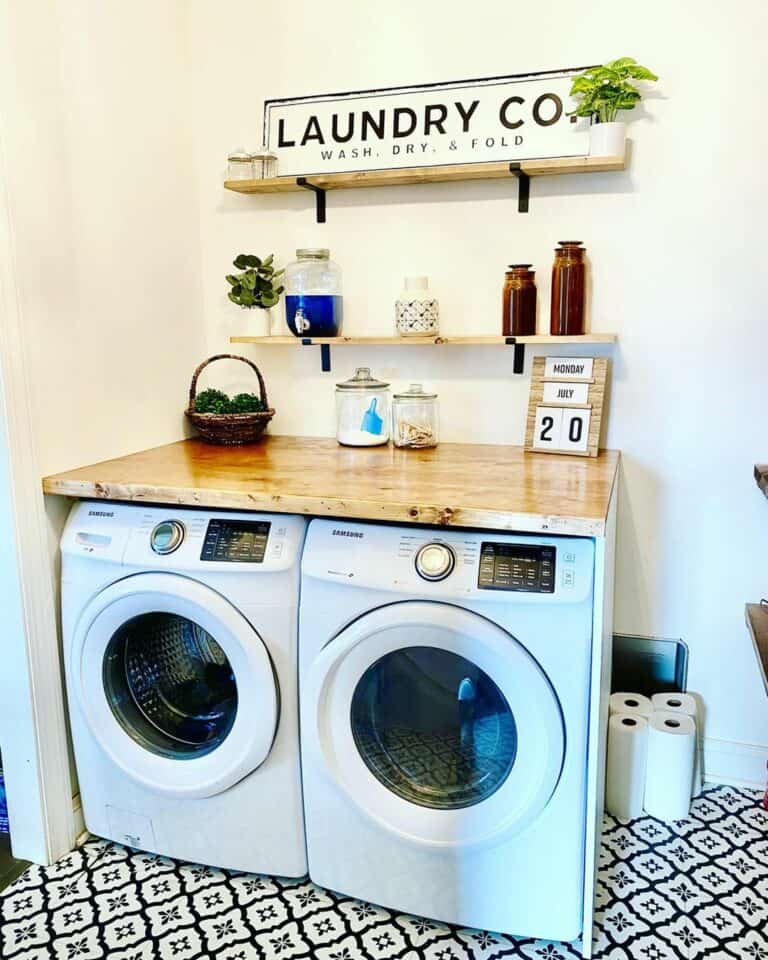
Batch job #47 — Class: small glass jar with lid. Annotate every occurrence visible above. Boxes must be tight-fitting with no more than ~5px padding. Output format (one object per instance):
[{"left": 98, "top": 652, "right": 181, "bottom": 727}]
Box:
[
  {"left": 285, "top": 248, "right": 343, "bottom": 337},
  {"left": 336, "top": 367, "right": 390, "bottom": 447},
  {"left": 251, "top": 144, "right": 277, "bottom": 179},
  {"left": 227, "top": 149, "right": 254, "bottom": 181},
  {"left": 392, "top": 383, "right": 439, "bottom": 448}
]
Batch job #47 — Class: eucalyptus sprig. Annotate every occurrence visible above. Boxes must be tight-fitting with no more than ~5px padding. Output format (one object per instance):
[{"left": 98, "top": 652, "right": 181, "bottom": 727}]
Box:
[
  {"left": 570, "top": 57, "right": 659, "bottom": 124},
  {"left": 226, "top": 253, "right": 285, "bottom": 309}
]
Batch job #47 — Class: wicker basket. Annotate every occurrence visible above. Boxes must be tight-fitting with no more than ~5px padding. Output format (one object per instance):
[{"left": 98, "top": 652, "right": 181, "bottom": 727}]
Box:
[{"left": 185, "top": 354, "right": 275, "bottom": 445}]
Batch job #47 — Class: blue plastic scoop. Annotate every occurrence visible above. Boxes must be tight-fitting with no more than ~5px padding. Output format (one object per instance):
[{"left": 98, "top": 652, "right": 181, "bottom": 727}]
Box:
[{"left": 361, "top": 398, "right": 383, "bottom": 435}]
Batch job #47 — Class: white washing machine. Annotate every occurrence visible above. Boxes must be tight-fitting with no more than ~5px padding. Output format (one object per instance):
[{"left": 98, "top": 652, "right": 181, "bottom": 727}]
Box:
[
  {"left": 62, "top": 501, "right": 307, "bottom": 875},
  {"left": 300, "top": 519, "right": 596, "bottom": 941}
]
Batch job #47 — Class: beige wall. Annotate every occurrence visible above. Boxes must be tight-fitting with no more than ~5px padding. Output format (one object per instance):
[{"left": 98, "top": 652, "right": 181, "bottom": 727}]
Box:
[
  {"left": 0, "top": 0, "right": 206, "bottom": 797},
  {"left": 187, "top": 0, "right": 768, "bottom": 781}
]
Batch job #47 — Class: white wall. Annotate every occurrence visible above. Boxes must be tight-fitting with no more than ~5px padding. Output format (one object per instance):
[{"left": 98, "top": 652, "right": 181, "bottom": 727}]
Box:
[
  {"left": 0, "top": 0, "right": 206, "bottom": 817},
  {"left": 1, "top": 0, "right": 204, "bottom": 477},
  {"left": 187, "top": 0, "right": 768, "bottom": 780}
]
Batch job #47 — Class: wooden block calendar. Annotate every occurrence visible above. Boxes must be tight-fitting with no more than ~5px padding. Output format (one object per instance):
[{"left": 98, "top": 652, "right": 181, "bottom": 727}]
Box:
[{"left": 525, "top": 356, "right": 608, "bottom": 458}]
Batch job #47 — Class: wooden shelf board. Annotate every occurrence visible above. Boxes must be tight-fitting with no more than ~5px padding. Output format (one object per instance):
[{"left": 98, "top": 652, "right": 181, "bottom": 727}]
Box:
[
  {"left": 224, "top": 154, "right": 626, "bottom": 195},
  {"left": 230, "top": 334, "right": 618, "bottom": 346},
  {"left": 755, "top": 464, "right": 768, "bottom": 499},
  {"left": 745, "top": 603, "right": 768, "bottom": 695}
]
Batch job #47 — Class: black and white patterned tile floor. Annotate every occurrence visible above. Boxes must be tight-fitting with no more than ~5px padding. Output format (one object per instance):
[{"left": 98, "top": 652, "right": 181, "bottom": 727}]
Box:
[{"left": 1, "top": 785, "right": 766, "bottom": 960}]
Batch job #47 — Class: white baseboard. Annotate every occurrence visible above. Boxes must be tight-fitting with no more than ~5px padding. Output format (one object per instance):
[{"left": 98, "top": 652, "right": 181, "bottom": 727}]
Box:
[{"left": 703, "top": 737, "right": 768, "bottom": 790}]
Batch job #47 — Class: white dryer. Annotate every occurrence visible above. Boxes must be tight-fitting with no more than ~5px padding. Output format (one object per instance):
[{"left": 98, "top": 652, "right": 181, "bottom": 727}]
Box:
[
  {"left": 299, "top": 519, "right": 596, "bottom": 941},
  {"left": 62, "top": 502, "right": 307, "bottom": 875}
]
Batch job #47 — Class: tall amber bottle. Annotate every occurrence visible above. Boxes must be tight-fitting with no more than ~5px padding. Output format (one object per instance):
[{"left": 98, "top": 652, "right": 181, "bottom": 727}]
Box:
[
  {"left": 550, "top": 241, "right": 586, "bottom": 336},
  {"left": 502, "top": 264, "right": 537, "bottom": 336}
]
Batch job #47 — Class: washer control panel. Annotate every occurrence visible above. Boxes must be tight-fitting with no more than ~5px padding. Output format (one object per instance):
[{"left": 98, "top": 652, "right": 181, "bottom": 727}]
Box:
[
  {"left": 415, "top": 542, "right": 456, "bottom": 581},
  {"left": 200, "top": 519, "right": 271, "bottom": 563},
  {"left": 477, "top": 542, "right": 555, "bottom": 593}
]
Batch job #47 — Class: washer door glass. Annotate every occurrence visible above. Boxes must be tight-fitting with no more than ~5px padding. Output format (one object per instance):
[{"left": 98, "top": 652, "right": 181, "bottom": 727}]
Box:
[
  {"left": 351, "top": 646, "right": 516, "bottom": 809},
  {"left": 103, "top": 611, "right": 238, "bottom": 759}
]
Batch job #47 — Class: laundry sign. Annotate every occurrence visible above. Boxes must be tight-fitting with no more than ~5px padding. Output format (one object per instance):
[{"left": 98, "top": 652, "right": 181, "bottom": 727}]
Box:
[{"left": 263, "top": 68, "right": 592, "bottom": 177}]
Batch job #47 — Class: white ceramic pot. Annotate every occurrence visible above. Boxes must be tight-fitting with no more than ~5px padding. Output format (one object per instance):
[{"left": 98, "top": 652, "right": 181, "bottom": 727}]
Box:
[
  {"left": 589, "top": 121, "right": 626, "bottom": 157},
  {"left": 246, "top": 308, "right": 271, "bottom": 337}
]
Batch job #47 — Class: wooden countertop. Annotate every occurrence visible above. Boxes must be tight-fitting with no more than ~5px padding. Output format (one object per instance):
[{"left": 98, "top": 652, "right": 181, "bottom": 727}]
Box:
[
  {"left": 42, "top": 436, "right": 620, "bottom": 537},
  {"left": 745, "top": 604, "right": 768, "bottom": 695}
]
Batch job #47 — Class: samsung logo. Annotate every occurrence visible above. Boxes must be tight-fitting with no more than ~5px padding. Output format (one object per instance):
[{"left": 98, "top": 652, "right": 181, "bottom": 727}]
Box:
[
  {"left": 332, "top": 529, "right": 363, "bottom": 539},
  {"left": 88, "top": 510, "right": 114, "bottom": 518}
]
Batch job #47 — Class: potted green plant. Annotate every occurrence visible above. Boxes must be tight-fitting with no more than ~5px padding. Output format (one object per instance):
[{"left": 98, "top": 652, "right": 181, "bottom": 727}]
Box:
[
  {"left": 225, "top": 253, "right": 284, "bottom": 336},
  {"left": 569, "top": 57, "right": 659, "bottom": 157}
]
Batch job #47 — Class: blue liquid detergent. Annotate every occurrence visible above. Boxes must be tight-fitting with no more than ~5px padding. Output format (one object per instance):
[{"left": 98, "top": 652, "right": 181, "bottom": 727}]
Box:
[{"left": 286, "top": 295, "right": 343, "bottom": 336}]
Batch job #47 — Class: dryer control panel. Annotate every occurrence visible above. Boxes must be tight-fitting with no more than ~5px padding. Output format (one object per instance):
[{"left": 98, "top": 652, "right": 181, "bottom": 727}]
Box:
[{"left": 477, "top": 543, "right": 555, "bottom": 593}]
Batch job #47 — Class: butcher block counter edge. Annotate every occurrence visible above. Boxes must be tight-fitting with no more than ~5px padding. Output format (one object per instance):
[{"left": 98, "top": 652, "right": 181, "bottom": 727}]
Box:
[{"left": 42, "top": 436, "right": 621, "bottom": 538}]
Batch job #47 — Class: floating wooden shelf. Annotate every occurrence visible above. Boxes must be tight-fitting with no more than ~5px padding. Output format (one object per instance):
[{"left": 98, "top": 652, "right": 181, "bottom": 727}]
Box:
[
  {"left": 229, "top": 333, "right": 618, "bottom": 373},
  {"left": 224, "top": 154, "right": 627, "bottom": 219},
  {"left": 224, "top": 155, "right": 626, "bottom": 194}
]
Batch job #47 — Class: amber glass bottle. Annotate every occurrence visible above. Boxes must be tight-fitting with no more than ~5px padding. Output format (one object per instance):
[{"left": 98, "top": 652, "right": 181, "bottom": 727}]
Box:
[
  {"left": 550, "top": 241, "right": 586, "bottom": 336},
  {"left": 502, "top": 265, "right": 537, "bottom": 336}
]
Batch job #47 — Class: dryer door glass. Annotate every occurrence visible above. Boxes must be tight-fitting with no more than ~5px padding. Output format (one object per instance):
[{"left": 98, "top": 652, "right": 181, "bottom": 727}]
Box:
[
  {"left": 351, "top": 646, "right": 517, "bottom": 809},
  {"left": 103, "top": 612, "right": 238, "bottom": 759}
]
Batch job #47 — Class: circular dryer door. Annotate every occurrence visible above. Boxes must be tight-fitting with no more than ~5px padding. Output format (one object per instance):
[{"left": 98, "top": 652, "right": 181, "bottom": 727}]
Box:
[
  {"left": 71, "top": 572, "right": 278, "bottom": 799},
  {"left": 308, "top": 601, "right": 564, "bottom": 847}
]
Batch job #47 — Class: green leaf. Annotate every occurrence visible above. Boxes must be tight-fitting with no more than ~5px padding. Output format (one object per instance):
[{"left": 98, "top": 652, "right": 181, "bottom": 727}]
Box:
[
  {"left": 233, "top": 254, "right": 250, "bottom": 269},
  {"left": 241, "top": 271, "right": 257, "bottom": 291},
  {"left": 261, "top": 291, "right": 279, "bottom": 307},
  {"left": 262, "top": 254, "right": 274, "bottom": 267},
  {"left": 244, "top": 254, "right": 262, "bottom": 268},
  {"left": 607, "top": 57, "right": 638, "bottom": 71},
  {"left": 225, "top": 274, "right": 239, "bottom": 286},
  {"left": 227, "top": 291, "right": 240, "bottom": 305}
]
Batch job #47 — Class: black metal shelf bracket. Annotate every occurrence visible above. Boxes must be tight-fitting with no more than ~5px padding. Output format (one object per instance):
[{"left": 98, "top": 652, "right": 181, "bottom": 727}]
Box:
[
  {"left": 505, "top": 336, "right": 526, "bottom": 374},
  {"left": 509, "top": 163, "right": 530, "bottom": 213},
  {"left": 300, "top": 338, "right": 332, "bottom": 372},
  {"left": 296, "top": 177, "right": 327, "bottom": 223}
]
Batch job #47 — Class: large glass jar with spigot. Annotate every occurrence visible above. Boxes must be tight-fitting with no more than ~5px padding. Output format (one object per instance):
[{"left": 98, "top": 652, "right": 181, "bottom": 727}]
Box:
[{"left": 284, "top": 248, "right": 343, "bottom": 337}]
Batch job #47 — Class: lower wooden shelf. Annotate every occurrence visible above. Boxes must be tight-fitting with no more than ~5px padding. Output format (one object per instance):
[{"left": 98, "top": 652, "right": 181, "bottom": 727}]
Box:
[{"left": 229, "top": 333, "right": 617, "bottom": 373}]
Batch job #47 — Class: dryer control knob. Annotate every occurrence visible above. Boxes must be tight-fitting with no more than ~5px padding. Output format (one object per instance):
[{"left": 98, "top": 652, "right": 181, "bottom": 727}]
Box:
[
  {"left": 151, "top": 520, "right": 185, "bottom": 555},
  {"left": 415, "top": 542, "right": 455, "bottom": 581}
]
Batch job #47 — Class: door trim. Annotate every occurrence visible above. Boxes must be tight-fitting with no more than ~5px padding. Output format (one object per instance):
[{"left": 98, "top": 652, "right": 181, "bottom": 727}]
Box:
[{"left": 0, "top": 112, "right": 75, "bottom": 863}]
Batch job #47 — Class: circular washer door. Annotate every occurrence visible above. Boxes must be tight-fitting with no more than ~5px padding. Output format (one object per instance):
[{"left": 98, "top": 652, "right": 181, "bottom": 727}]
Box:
[
  {"left": 307, "top": 601, "right": 564, "bottom": 848},
  {"left": 71, "top": 572, "right": 278, "bottom": 799}
]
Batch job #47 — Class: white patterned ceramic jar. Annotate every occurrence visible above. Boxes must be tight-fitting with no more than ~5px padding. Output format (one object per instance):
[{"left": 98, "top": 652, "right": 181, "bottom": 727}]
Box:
[{"left": 395, "top": 277, "right": 440, "bottom": 337}]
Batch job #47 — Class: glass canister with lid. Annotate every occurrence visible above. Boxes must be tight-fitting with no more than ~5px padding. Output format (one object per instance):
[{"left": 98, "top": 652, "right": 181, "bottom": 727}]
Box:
[
  {"left": 392, "top": 383, "right": 439, "bottom": 448},
  {"left": 285, "top": 248, "right": 343, "bottom": 337},
  {"left": 336, "top": 367, "right": 390, "bottom": 446}
]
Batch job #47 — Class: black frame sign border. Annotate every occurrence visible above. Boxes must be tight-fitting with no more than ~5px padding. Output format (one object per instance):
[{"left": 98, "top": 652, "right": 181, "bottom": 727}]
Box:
[{"left": 263, "top": 65, "right": 597, "bottom": 179}]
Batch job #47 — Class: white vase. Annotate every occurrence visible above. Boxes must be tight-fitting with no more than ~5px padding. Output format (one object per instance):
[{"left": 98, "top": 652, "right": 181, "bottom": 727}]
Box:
[
  {"left": 395, "top": 276, "right": 440, "bottom": 337},
  {"left": 589, "top": 121, "right": 626, "bottom": 157},
  {"left": 247, "top": 308, "right": 271, "bottom": 337}
]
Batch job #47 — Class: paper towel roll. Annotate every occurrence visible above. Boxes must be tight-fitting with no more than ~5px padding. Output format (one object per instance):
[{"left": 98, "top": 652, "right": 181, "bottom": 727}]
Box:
[
  {"left": 651, "top": 693, "right": 703, "bottom": 796},
  {"left": 606, "top": 713, "right": 648, "bottom": 820},
  {"left": 644, "top": 710, "right": 696, "bottom": 821},
  {"left": 609, "top": 692, "right": 652, "bottom": 718}
]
